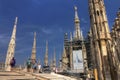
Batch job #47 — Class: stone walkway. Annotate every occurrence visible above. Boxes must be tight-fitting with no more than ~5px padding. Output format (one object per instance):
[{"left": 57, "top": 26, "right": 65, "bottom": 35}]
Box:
[
  {"left": 32, "top": 72, "right": 77, "bottom": 80},
  {"left": 0, "top": 71, "right": 36, "bottom": 80},
  {"left": 0, "top": 71, "right": 78, "bottom": 80}
]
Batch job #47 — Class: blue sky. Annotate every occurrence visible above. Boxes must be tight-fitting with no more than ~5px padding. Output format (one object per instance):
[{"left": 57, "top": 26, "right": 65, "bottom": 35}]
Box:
[{"left": 0, "top": 0, "right": 120, "bottom": 66}]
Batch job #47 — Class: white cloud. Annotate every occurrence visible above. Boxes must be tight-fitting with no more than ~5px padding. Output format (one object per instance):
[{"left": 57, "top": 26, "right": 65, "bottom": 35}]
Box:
[
  {"left": 41, "top": 28, "right": 53, "bottom": 34},
  {"left": 81, "top": 18, "right": 87, "bottom": 23}
]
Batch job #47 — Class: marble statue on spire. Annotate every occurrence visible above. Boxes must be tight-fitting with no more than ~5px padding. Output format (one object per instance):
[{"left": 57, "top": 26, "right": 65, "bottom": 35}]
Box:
[{"left": 74, "top": 6, "right": 82, "bottom": 40}]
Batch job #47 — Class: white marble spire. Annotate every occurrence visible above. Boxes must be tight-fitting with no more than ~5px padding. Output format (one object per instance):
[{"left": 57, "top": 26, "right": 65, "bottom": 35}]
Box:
[
  {"left": 44, "top": 41, "right": 48, "bottom": 66},
  {"left": 5, "top": 17, "right": 18, "bottom": 71},
  {"left": 74, "top": 6, "right": 82, "bottom": 40},
  {"left": 31, "top": 32, "right": 36, "bottom": 61},
  {"left": 53, "top": 48, "right": 56, "bottom": 67}
]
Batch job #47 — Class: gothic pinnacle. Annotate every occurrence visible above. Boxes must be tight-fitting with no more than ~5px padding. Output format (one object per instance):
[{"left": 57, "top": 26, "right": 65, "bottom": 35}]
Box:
[
  {"left": 62, "top": 47, "right": 67, "bottom": 58},
  {"left": 74, "top": 6, "right": 82, "bottom": 40},
  {"left": 5, "top": 17, "right": 18, "bottom": 71},
  {"left": 81, "top": 30, "right": 84, "bottom": 41},
  {"left": 31, "top": 32, "right": 36, "bottom": 61},
  {"left": 14, "top": 17, "right": 18, "bottom": 25},
  {"left": 53, "top": 48, "right": 56, "bottom": 67},
  {"left": 74, "top": 6, "right": 80, "bottom": 22},
  {"left": 88, "top": 0, "right": 112, "bottom": 79},
  {"left": 44, "top": 40, "right": 48, "bottom": 66},
  {"left": 11, "top": 17, "right": 18, "bottom": 40},
  {"left": 70, "top": 32, "right": 73, "bottom": 41}
]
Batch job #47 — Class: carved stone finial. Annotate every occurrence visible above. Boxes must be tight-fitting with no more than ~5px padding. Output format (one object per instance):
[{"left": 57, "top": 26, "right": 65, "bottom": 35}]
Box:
[{"left": 74, "top": 6, "right": 77, "bottom": 11}]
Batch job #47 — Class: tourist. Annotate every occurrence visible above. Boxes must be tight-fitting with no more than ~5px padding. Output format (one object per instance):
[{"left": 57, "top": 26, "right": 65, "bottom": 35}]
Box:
[
  {"left": 26, "top": 58, "right": 32, "bottom": 72},
  {"left": 37, "top": 64, "right": 41, "bottom": 73},
  {"left": 32, "top": 60, "right": 37, "bottom": 73},
  {"left": 10, "top": 57, "right": 16, "bottom": 68}
]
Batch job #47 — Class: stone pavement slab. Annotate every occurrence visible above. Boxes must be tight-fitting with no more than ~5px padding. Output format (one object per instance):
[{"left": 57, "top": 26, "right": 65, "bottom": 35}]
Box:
[
  {"left": 0, "top": 71, "right": 36, "bottom": 80},
  {"left": 32, "top": 72, "right": 77, "bottom": 80},
  {"left": 0, "top": 71, "right": 79, "bottom": 80}
]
